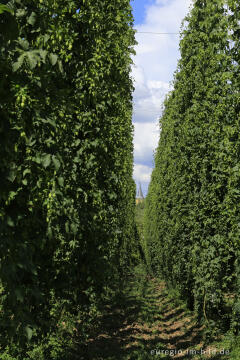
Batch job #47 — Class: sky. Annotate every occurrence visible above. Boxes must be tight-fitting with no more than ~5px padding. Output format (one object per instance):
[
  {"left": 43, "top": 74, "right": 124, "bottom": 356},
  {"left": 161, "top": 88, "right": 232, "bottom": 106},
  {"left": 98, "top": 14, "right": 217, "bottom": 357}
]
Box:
[{"left": 131, "top": 0, "right": 192, "bottom": 196}]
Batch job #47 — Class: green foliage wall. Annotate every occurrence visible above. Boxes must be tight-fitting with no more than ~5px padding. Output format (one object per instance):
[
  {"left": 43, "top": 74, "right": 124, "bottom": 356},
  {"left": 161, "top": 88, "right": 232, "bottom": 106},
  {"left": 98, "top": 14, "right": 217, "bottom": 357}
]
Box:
[
  {"left": 0, "top": 0, "right": 137, "bottom": 355},
  {"left": 145, "top": 0, "right": 240, "bottom": 326}
]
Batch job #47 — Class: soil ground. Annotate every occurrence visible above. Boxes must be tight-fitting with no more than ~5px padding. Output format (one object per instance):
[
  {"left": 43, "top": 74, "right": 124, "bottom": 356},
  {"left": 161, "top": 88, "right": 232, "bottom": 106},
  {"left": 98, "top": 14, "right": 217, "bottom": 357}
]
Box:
[{"left": 81, "top": 268, "right": 230, "bottom": 360}]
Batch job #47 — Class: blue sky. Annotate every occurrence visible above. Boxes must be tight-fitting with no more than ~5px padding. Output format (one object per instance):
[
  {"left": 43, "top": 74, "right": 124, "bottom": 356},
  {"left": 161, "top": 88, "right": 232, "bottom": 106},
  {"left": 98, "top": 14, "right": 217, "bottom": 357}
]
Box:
[
  {"left": 131, "top": 0, "right": 192, "bottom": 196},
  {"left": 131, "top": 0, "right": 155, "bottom": 25}
]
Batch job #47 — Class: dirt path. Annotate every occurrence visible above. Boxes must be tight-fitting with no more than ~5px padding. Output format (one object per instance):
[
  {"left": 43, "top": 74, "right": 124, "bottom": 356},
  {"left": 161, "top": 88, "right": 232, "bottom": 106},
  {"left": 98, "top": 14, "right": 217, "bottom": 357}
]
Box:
[{"left": 82, "top": 271, "right": 228, "bottom": 360}]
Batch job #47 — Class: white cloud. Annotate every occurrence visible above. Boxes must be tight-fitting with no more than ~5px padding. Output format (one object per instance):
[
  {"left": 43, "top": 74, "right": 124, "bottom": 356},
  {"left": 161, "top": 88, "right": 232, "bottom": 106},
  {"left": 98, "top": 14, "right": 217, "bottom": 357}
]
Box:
[
  {"left": 156, "top": 0, "right": 172, "bottom": 5},
  {"left": 134, "top": 121, "right": 159, "bottom": 166},
  {"left": 132, "top": 0, "right": 192, "bottom": 192},
  {"left": 134, "top": 0, "right": 192, "bottom": 82},
  {"left": 132, "top": 66, "right": 171, "bottom": 123},
  {"left": 134, "top": 164, "right": 153, "bottom": 184}
]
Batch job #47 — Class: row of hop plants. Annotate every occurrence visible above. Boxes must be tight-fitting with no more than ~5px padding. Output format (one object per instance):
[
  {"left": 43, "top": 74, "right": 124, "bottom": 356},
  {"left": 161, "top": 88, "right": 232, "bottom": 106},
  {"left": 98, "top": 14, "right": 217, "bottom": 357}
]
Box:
[
  {"left": 0, "top": 0, "right": 139, "bottom": 357},
  {"left": 144, "top": 0, "right": 240, "bottom": 333}
]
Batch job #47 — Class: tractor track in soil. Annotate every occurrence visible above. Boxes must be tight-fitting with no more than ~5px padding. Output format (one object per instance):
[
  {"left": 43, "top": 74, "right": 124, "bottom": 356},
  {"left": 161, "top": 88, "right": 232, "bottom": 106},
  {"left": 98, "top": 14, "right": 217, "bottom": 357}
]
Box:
[{"left": 82, "top": 274, "right": 227, "bottom": 360}]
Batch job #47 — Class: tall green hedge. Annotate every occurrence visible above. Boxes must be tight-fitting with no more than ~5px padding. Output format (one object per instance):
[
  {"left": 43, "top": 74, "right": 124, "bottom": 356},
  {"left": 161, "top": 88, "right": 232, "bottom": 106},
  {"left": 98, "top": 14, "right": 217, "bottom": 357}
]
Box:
[
  {"left": 145, "top": 0, "right": 240, "bottom": 327},
  {"left": 0, "top": 0, "right": 137, "bottom": 355}
]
